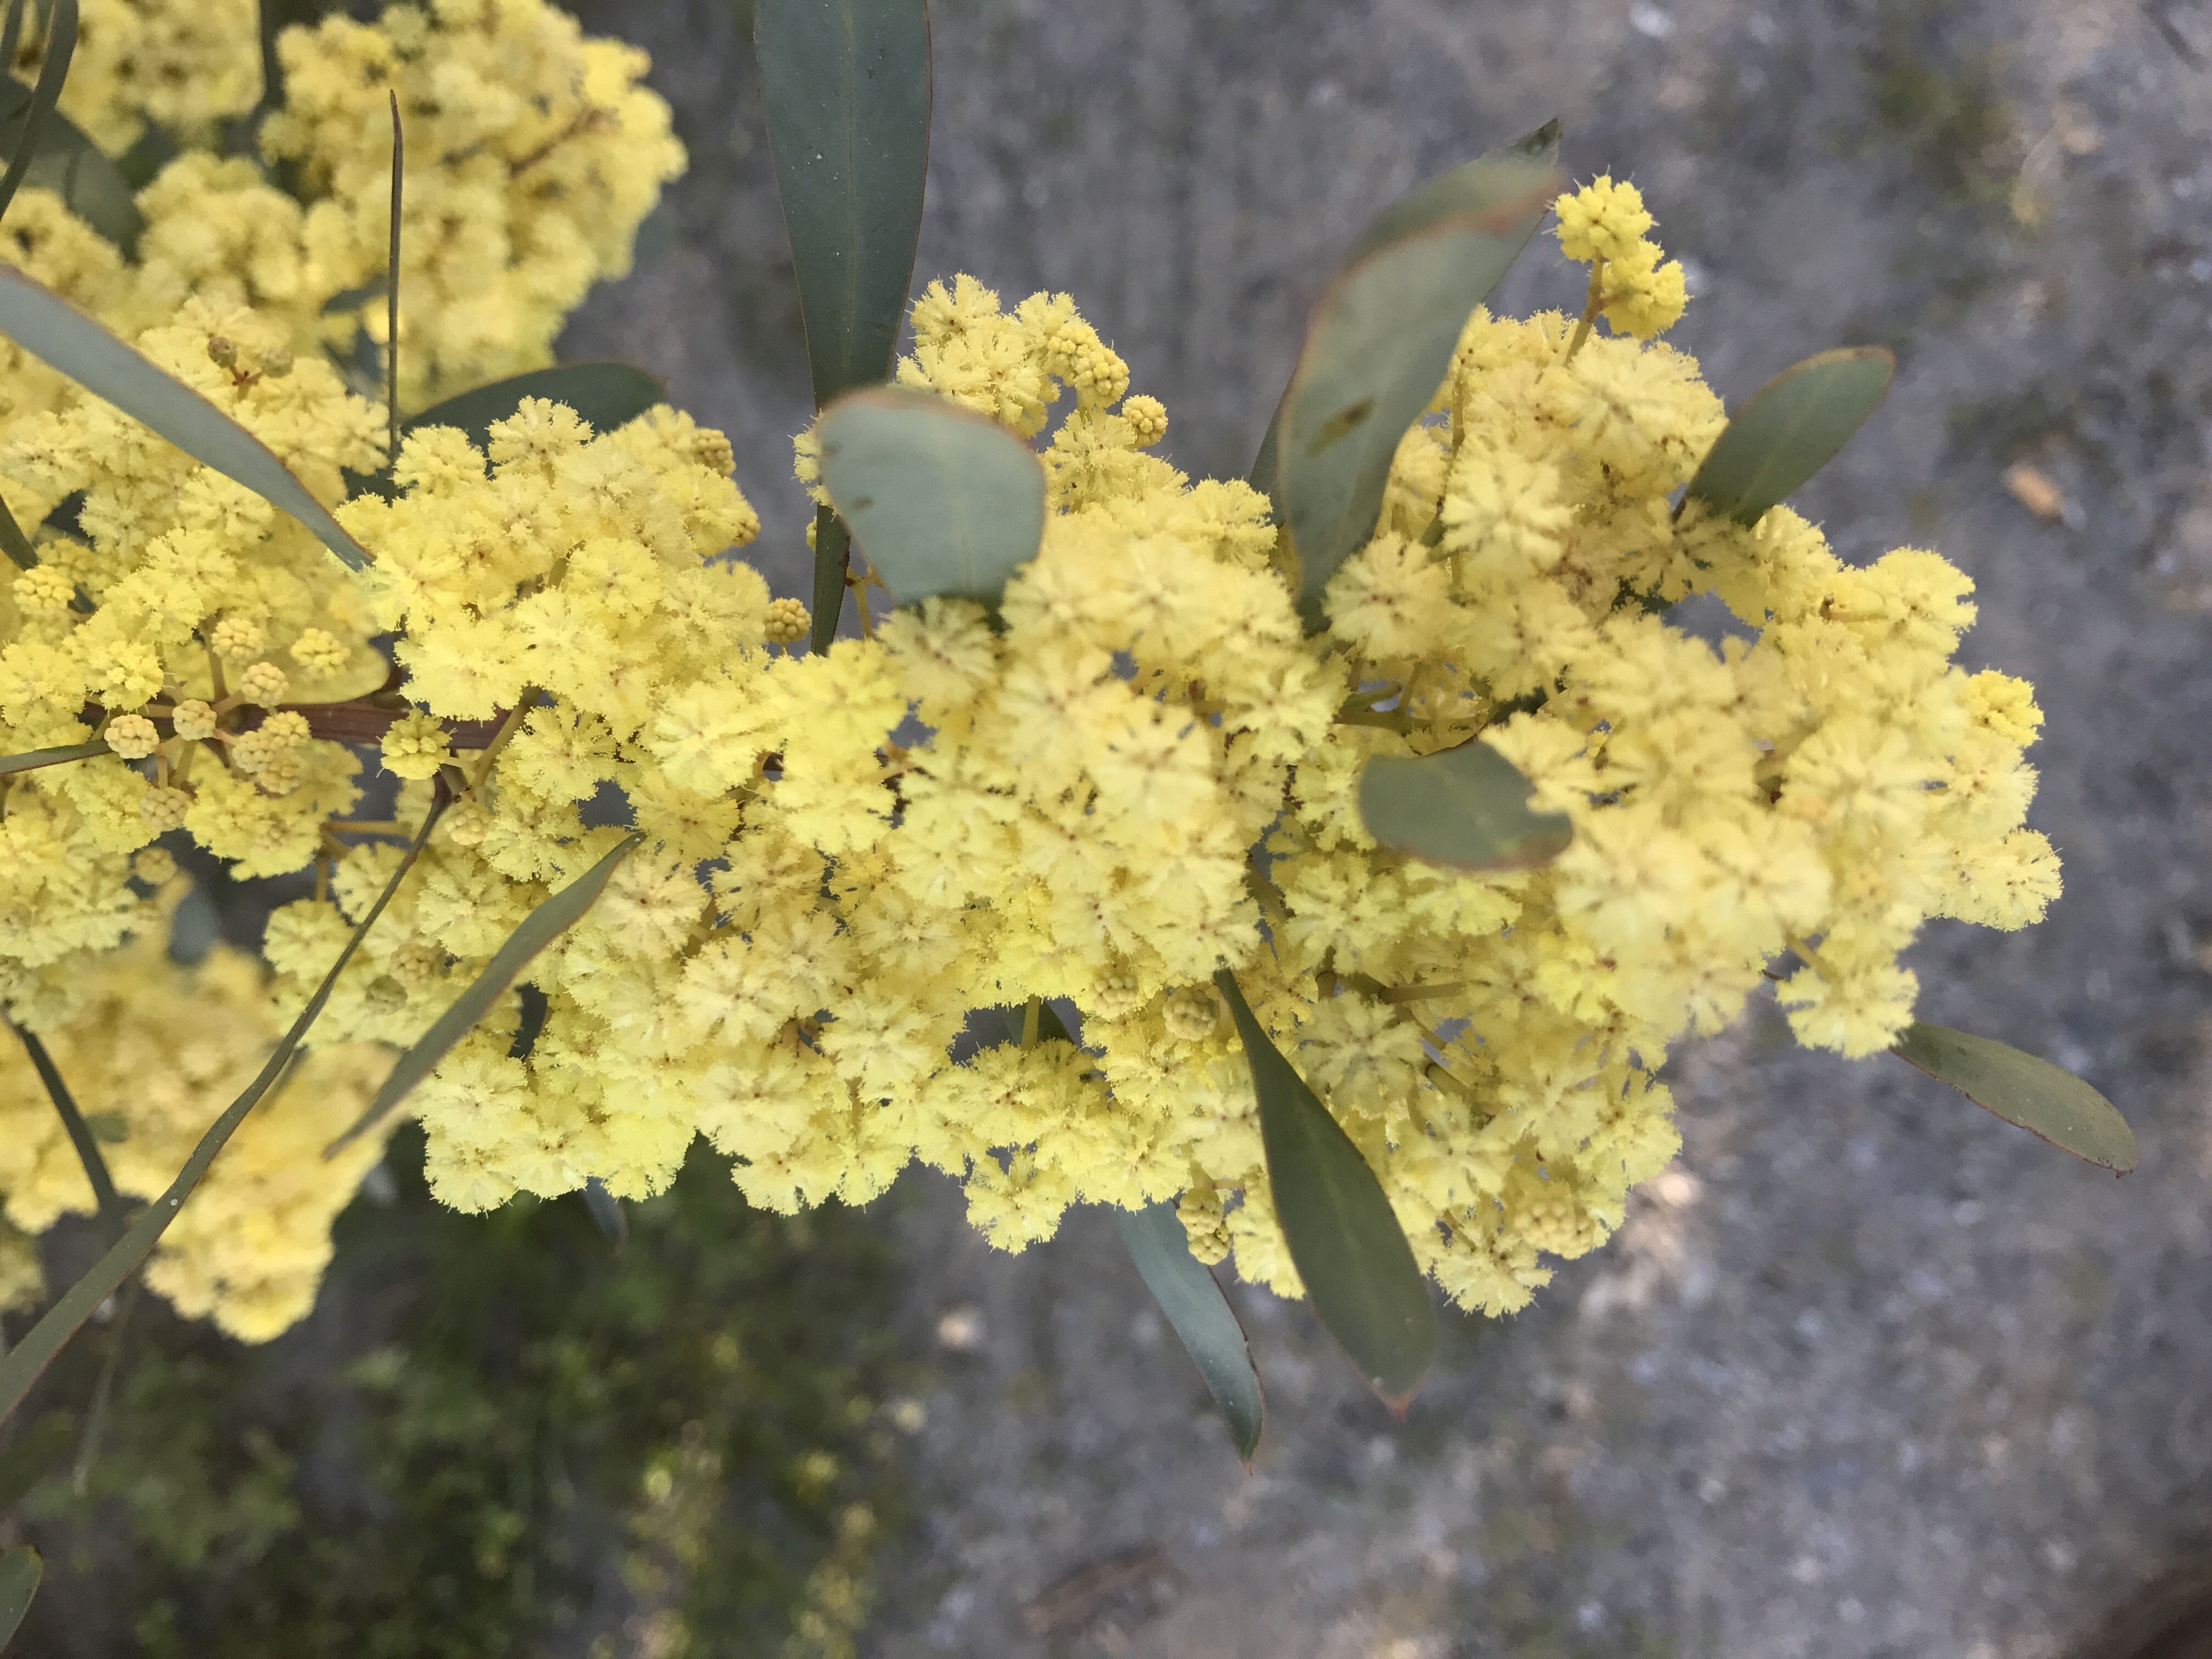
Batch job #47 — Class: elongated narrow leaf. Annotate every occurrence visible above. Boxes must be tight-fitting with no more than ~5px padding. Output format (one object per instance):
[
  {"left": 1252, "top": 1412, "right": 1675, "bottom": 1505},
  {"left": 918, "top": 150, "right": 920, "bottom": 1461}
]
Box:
[
  {"left": 1212, "top": 969, "right": 1435, "bottom": 1406},
  {"left": 756, "top": 0, "right": 930, "bottom": 408},
  {"left": 1891, "top": 1022, "right": 2136, "bottom": 1173},
  {"left": 809, "top": 503, "right": 850, "bottom": 654},
  {"left": 402, "top": 362, "right": 667, "bottom": 449},
  {"left": 0, "top": 738, "right": 104, "bottom": 776},
  {"left": 1683, "top": 347, "right": 1895, "bottom": 526},
  {"left": 325, "top": 833, "right": 640, "bottom": 1156},
  {"left": 9, "top": 1021, "right": 126, "bottom": 1236},
  {"left": 1359, "top": 737, "right": 1572, "bottom": 873},
  {"left": 1500, "top": 117, "right": 1562, "bottom": 163},
  {"left": 0, "top": 269, "right": 371, "bottom": 569},
  {"left": 0, "top": 0, "right": 72, "bottom": 228},
  {"left": 757, "top": 0, "right": 930, "bottom": 648},
  {"left": 1251, "top": 122, "right": 1556, "bottom": 501},
  {"left": 1114, "top": 1200, "right": 1265, "bottom": 1464},
  {"left": 0, "top": 77, "right": 142, "bottom": 252},
  {"left": 0, "top": 1547, "right": 38, "bottom": 1651},
  {"left": 816, "top": 386, "right": 1045, "bottom": 607},
  {"left": 0, "top": 796, "right": 448, "bottom": 1426},
  {"left": 1274, "top": 148, "right": 1557, "bottom": 618}
]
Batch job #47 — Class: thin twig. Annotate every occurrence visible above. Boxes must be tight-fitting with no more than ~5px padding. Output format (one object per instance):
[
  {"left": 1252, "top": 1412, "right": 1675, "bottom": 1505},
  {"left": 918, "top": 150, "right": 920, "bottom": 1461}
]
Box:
[{"left": 1561, "top": 259, "right": 1605, "bottom": 365}]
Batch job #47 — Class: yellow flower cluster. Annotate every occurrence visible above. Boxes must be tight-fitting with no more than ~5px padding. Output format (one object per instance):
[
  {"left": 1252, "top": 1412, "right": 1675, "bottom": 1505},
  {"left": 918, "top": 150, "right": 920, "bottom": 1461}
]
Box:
[
  {"left": 267, "top": 398, "right": 806, "bottom": 1212},
  {"left": 1291, "top": 195, "right": 2053, "bottom": 1308},
  {"left": 0, "top": 0, "right": 689, "bottom": 1346},
  {"left": 15, "top": 0, "right": 262, "bottom": 154},
  {"left": 0, "top": 186, "right": 125, "bottom": 533},
  {"left": 0, "top": 915, "right": 394, "bottom": 1342},
  {"left": 10, "top": 0, "right": 684, "bottom": 392},
  {"left": 0, "top": 123, "right": 2062, "bottom": 1346},
  {"left": 261, "top": 0, "right": 685, "bottom": 403},
  {"left": 0, "top": 302, "right": 385, "bottom": 1026},
  {"left": 1554, "top": 174, "right": 1687, "bottom": 340},
  {"left": 269, "top": 233, "right": 2048, "bottom": 1324}
]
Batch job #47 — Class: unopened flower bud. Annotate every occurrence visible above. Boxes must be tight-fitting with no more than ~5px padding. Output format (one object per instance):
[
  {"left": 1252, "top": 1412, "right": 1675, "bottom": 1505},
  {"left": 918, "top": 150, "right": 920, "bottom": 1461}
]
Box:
[
  {"left": 138, "top": 785, "right": 191, "bottom": 832},
  {"left": 1163, "top": 987, "right": 1221, "bottom": 1041},
  {"left": 236, "top": 661, "right": 289, "bottom": 707},
  {"left": 170, "top": 699, "right": 217, "bottom": 742},
  {"left": 104, "top": 713, "right": 160, "bottom": 761},
  {"left": 209, "top": 616, "right": 264, "bottom": 662},
  {"left": 764, "top": 596, "right": 810, "bottom": 645}
]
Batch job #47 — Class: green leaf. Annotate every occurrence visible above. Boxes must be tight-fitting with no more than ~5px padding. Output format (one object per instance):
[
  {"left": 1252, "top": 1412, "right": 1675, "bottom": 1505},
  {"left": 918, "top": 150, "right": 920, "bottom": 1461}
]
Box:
[
  {"left": 0, "top": 795, "right": 448, "bottom": 1427},
  {"left": 1274, "top": 144, "right": 1557, "bottom": 619},
  {"left": 809, "top": 503, "right": 850, "bottom": 654},
  {"left": 1212, "top": 969, "right": 1435, "bottom": 1407},
  {"left": 755, "top": 0, "right": 930, "bottom": 409},
  {"left": 402, "top": 361, "right": 667, "bottom": 450},
  {"left": 0, "top": 0, "right": 74, "bottom": 228},
  {"left": 991, "top": 1004, "right": 1265, "bottom": 1455},
  {"left": 0, "top": 268, "right": 372, "bottom": 569},
  {"left": 1113, "top": 1200, "right": 1265, "bottom": 1464},
  {"left": 0, "top": 77, "right": 144, "bottom": 254},
  {"left": 1249, "top": 121, "right": 1557, "bottom": 501},
  {"left": 1358, "top": 736, "right": 1572, "bottom": 873},
  {"left": 1682, "top": 347, "right": 1895, "bottom": 526},
  {"left": 1891, "top": 1022, "right": 2137, "bottom": 1174},
  {"left": 756, "top": 0, "right": 930, "bottom": 650},
  {"left": 816, "top": 386, "right": 1045, "bottom": 608},
  {"left": 0, "top": 1547, "right": 38, "bottom": 1651},
  {"left": 0, "top": 738, "right": 105, "bottom": 776},
  {"left": 8, "top": 1020, "right": 127, "bottom": 1238},
  {"left": 325, "top": 832, "right": 641, "bottom": 1158},
  {"left": 1500, "top": 116, "right": 1562, "bottom": 164}
]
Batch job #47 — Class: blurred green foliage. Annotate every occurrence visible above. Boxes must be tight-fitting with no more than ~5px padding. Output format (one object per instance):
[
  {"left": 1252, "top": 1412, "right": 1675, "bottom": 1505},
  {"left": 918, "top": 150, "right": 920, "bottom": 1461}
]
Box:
[
  {"left": 3, "top": 1127, "right": 904, "bottom": 1658},
  {"left": 1862, "top": 1, "right": 2017, "bottom": 204}
]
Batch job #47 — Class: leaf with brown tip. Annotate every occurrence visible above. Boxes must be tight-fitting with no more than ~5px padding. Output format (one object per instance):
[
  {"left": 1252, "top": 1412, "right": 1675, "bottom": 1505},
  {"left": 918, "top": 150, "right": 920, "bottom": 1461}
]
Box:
[{"left": 1891, "top": 1022, "right": 2136, "bottom": 1174}]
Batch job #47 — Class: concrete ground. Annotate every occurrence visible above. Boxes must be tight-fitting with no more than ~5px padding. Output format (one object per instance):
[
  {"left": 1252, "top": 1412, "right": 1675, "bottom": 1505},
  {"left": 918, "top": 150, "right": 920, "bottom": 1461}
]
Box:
[{"left": 561, "top": 1, "right": 2212, "bottom": 1654}]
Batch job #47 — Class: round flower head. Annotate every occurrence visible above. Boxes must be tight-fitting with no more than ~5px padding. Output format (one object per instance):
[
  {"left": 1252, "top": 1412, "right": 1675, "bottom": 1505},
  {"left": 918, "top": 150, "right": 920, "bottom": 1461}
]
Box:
[
  {"left": 104, "top": 713, "right": 159, "bottom": 760},
  {"left": 236, "top": 661, "right": 289, "bottom": 707}
]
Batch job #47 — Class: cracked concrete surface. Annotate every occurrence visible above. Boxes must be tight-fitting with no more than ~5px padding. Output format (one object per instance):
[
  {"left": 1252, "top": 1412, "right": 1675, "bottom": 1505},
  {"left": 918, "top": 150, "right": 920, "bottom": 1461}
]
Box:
[{"left": 559, "top": 1, "right": 2212, "bottom": 1652}]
